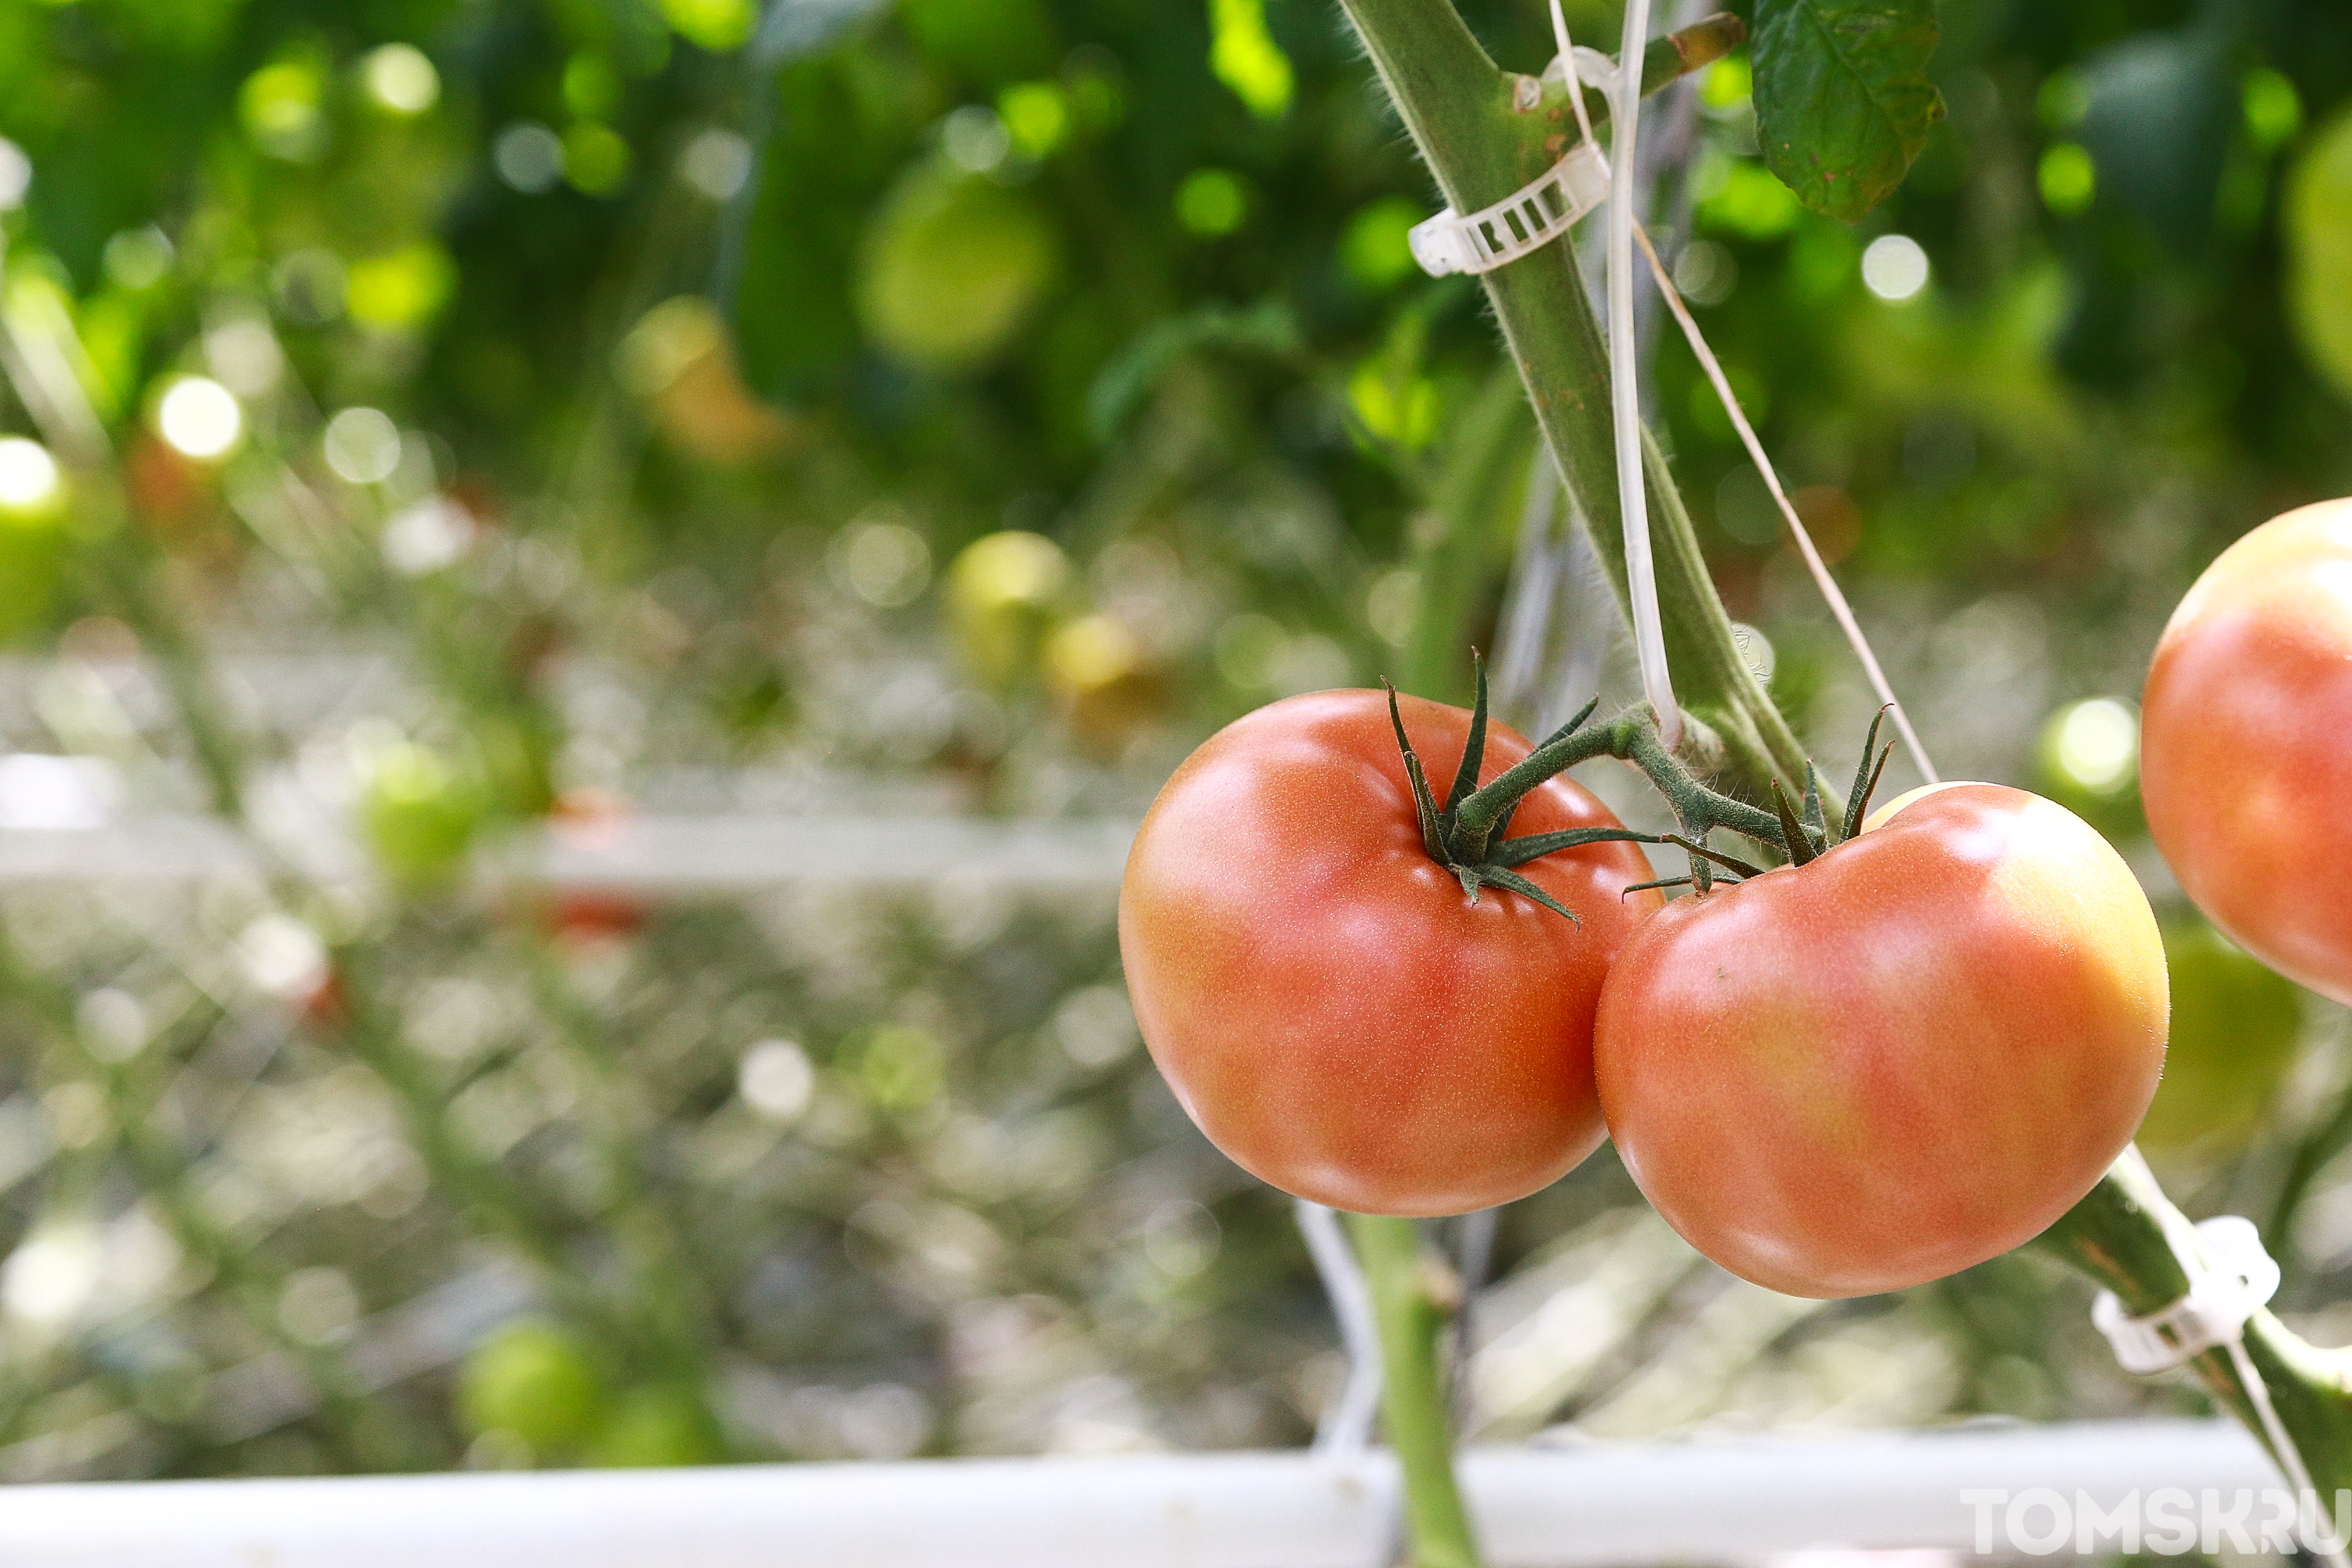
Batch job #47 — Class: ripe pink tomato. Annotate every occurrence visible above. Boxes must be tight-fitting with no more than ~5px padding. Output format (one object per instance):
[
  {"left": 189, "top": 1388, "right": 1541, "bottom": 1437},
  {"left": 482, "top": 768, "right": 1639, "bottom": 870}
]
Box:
[
  {"left": 1120, "top": 690, "right": 1663, "bottom": 1216},
  {"left": 1594, "top": 782, "right": 2166, "bottom": 1298},
  {"left": 2141, "top": 498, "right": 2352, "bottom": 1004}
]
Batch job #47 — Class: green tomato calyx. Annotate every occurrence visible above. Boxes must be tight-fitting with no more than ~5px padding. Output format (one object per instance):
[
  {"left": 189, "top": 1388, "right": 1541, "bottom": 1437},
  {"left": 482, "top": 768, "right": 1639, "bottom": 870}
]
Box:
[{"left": 1385, "top": 661, "right": 1898, "bottom": 913}]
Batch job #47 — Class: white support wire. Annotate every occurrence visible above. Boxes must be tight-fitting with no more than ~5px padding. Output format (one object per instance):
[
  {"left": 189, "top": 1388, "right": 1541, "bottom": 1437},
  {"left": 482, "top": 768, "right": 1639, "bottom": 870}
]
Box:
[
  {"left": 1546, "top": 0, "right": 1599, "bottom": 153},
  {"left": 1519, "top": 5, "right": 1932, "bottom": 789},
  {"left": 1294, "top": 1200, "right": 1385, "bottom": 1457},
  {"left": 1603, "top": 0, "right": 1678, "bottom": 752},
  {"left": 1624, "top": 221, "right": 1938, "bottom": 785}
]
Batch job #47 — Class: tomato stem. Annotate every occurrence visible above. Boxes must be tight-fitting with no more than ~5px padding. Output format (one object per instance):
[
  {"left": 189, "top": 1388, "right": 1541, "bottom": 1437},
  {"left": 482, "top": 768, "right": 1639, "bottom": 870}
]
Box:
[
  {"left": 1349, "top": 1213, "right": 1486, "bottom": 1568},
  {"left": 1391, "top": 666, "right": 1886, "bottom": 900}
]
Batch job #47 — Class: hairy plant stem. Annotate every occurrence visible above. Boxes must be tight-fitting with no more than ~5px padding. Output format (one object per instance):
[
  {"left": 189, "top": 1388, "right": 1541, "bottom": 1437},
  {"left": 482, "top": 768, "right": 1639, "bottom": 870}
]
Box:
[
  {"left": 1337, "top": 0, "right": 1805, "bottom": 800},
  {"left": 1350, "top": 1214, "right": 1482, "bottom": 1568},
  {"left": 1342, "top": 0, "right": 2352, "bottom": 1517}
]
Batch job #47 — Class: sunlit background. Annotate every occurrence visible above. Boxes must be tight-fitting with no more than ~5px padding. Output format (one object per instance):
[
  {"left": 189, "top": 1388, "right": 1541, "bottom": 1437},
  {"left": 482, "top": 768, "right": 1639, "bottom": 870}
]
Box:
[{"left": 0, "top": 0, "right": 2347, "bottom": 1486}]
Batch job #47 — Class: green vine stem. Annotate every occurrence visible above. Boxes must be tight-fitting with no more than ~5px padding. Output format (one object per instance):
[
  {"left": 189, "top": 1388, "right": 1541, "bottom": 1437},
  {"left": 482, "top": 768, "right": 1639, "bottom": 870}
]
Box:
[
  {"left": 1343, "top": 23, "right": 1755, "bottom": 1562},
  {"left": 1340, "top": 0, "right": 2352, "bottom": 1522},
  {"left": 1350, "top": 1214, "right": 1483, "bottom": 1568},
  {"left": 2036, "top": 1153, "right": 2352, "bottom": 1489},
  {"left": 1338, "top": 2, "right": 1806, "bottom": 800}
]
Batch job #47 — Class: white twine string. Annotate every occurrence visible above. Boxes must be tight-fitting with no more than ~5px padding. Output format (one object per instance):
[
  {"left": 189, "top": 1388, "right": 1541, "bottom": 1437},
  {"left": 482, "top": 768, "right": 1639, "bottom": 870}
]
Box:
[
  {"left": 1604, "top": 0, "right": 1679, "bottom": 750},
  {"left": 1625, "top": 220, "right": 1938, "bottom": 785},
  {"left": 1546, "top": 0, "right": 1598, "bottom": 151}
]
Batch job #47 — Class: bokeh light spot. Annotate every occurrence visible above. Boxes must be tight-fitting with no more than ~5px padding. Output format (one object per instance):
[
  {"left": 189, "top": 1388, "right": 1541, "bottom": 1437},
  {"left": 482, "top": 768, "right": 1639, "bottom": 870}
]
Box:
[
  {"left": 156, "top": 378, "right": 243, "bottom": 459},
  {"left": 1860, "top": 234, "right": 1929, "bottom": 301}
]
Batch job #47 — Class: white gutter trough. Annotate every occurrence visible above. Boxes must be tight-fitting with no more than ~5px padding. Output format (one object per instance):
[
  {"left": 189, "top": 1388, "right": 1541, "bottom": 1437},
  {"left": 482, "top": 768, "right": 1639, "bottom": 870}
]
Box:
[{"left": 0, "top": 1419, "right": 2276, "bottom": 1567}]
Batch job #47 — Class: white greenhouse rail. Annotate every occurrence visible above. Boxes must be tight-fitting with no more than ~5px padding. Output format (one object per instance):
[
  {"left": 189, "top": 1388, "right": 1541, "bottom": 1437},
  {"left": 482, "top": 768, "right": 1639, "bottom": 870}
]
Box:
[
  {"left": 529, "top": 814, "right": 1140, "bottom": 892},
  {"left": 0, "top": 815, "right": 1140, "bottom": 890},
  {"left": 0, "top": 1421, "right": 2274, "bottom": 1567}
]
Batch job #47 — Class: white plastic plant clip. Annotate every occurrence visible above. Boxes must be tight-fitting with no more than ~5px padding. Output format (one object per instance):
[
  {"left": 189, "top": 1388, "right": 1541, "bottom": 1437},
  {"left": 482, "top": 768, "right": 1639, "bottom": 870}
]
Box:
[
  {"left": 1406, "top": 140, "right": 1610, "bottom": 278},
  {"left": 2088, "top": 1170, "right": 2350, "bottom": 1568},
  {"left": 1410, "top": 0, "right": 1612, "bottom": 281},
  {"left": 1541, "top": 45, "right": 1619, "bottom": 89},
  {"left": 2091, "top": 1214, "right": 2279, "bottom": 1374}
]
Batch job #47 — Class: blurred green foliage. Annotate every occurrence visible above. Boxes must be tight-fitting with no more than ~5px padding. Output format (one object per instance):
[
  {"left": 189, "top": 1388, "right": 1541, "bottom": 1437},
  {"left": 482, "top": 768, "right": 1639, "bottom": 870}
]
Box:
[{"left": 0, "top": 0, "right": 2350, "bottom": 1490}]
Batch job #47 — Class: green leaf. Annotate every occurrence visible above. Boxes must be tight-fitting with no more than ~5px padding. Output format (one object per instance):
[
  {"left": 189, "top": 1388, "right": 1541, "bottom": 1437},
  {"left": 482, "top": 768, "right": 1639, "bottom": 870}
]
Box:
[
  {"left": 1751, "top": 0, "right": 1945, "bottom": 222},
  {"left": 1084, "top": 300, "right": 1301, "bottom": 442},
  {"left": 1209, "top": 0, "right": 1294, "bottom": 119}
]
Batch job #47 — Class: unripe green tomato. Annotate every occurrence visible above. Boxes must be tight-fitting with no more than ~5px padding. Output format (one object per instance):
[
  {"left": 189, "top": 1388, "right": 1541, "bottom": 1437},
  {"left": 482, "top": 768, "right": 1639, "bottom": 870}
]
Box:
[
  {"left": 588, "top": 1385, "right": 727, "bottom": 1468},
  {"left": 360, "top": 742, "right": 488, "bottom": 892},
  {"left": 456, "top": 1322, "right": 609, "bottom": 1457},
  {"left": 946, "top": 530, "right": 1068, "bottom": 684},
  {"left": 898, "top": 0, "right": 1054, "bottom": 85},
  {"left": 858, "top": 162, "right": 1058, "bottom": 371},
  {"left": 2137, "top": 921, "right": 2303, "bottom": 1152},
  {"left": 2030, "top": 698, "right": 2145, "bottom": 843}
]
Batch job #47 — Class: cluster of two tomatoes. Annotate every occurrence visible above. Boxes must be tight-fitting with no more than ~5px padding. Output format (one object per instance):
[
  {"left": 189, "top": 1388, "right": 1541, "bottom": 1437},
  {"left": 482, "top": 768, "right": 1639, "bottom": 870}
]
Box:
[{"left": 1117, "top": 499, "right": 2352, "bottom": 1301}]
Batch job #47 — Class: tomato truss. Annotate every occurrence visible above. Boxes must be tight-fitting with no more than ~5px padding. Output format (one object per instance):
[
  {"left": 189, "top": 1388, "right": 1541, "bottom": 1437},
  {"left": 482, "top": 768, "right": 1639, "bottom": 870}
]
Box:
[{"left": 1384, "top": 660, "right": 1897, "bottom": 916}]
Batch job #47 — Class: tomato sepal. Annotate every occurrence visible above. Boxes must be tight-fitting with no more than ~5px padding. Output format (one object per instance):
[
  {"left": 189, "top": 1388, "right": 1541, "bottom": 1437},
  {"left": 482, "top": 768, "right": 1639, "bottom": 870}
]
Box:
[
  {"left": 1384, "top": 667, "right": 1661, "bottom": 923},
  {"left": 1769, "top": 779, "right": 1819, "bottom": 868},
  {"left": 1844, "top": 706, "right": 1896, "bottom": 834}
]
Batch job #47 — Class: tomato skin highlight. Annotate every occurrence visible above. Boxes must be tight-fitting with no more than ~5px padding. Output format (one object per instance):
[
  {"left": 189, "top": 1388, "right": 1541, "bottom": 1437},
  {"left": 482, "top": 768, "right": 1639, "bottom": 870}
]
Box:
[
  {"left": 1593, "top": 783, "right": 2166, "bottom": 1299},
  {"left": 1118, "top": 689, "right": 1663, "bottom": 1217},
  {"left": 2141, "top": 498, "right": 2352, "bottom": 1006}
]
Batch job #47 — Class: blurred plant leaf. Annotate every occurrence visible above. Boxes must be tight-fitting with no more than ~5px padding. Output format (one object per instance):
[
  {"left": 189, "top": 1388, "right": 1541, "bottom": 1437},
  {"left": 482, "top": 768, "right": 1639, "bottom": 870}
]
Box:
[
  {"left": 1751, "top": 0, "right": 1944, "bottom": 222},
  {"left": 2288, "top": 105, "right": 2352, "bottom": 401},
  {"left": 751, "top": 0, "right": 895, "bottom": 64},
  {"left": 730, "top": 49, "right": 920, "bottom": 390},
  {"left": 1210, "top": 0, "right": 1294, "bottom": 120},
  {"left": 898, "top": 0, "right": 1057, "bottom": 85},
  {"left": 1084, "top": 299, "right": 1303, "bottom": 442},
  {"left": 2077, "top": 31, "right": 2230, "bottom": 249}
]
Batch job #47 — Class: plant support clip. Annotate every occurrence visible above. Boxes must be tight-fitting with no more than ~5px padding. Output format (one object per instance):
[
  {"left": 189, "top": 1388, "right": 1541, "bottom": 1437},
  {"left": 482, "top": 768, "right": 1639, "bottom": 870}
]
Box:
[
  {"left": 2091, "top": 1214, "right": 2279, "bottom": 1375},
  {"left": 1407, "top": 140, "right": 1610, "bottom": 278}
]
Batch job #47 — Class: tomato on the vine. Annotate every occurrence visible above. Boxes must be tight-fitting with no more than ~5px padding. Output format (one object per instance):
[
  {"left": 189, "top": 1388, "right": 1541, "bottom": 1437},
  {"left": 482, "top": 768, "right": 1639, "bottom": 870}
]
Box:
[
  {"left": 1593, "top": 782, "right": 2166, "bottom": 1298},
  {"left": 2140, "top": 498, "right": 2352, "bottom": 1006},
  {"left": 1119, "top": 689, "right": 1662, "bottom": 1217}
]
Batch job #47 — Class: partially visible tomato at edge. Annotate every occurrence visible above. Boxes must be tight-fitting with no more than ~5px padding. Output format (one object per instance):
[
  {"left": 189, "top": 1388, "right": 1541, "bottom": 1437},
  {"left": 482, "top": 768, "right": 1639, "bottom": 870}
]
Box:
[
  {"left": 2141, "top": 497, "right": 2352, "bottom": 1006},
  {"left": 1593, "top": 782, "right": 2167, "bottom": 1299},
  {"left": 1118, "top": 689, "right": 1663, "bottom": 1218}
]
